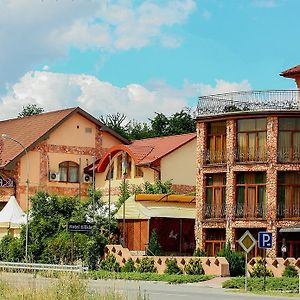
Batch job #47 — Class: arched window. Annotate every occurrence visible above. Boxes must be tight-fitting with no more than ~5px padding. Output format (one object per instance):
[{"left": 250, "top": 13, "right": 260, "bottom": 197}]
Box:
[{"left": 59, "top": 161, "right": 79, "bottom": 183}]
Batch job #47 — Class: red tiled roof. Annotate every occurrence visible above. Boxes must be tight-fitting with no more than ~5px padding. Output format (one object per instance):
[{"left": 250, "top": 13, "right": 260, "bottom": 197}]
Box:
[
  {"left": 96, "top": 133, "right": 196, "bottom": 172},
  {"left": 0, "top": 107, "right": 129, "bottom": 168},
  {"left": 280, "top": 65, "right": 300, "bottom": 77}
]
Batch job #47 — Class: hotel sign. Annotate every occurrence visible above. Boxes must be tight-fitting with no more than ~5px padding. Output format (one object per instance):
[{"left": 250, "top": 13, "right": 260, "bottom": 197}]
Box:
[
  {"left": 67, "top": 222, "right": 95, "bottom": 233},
  {"left": 0, "top": 176, "right": 14, "bottom": 188}
]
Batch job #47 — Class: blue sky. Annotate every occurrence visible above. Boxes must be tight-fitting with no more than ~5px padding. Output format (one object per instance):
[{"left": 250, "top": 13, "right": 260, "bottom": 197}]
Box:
[{"left": 0, "top": 0, "right": 299, "bottom": 120}]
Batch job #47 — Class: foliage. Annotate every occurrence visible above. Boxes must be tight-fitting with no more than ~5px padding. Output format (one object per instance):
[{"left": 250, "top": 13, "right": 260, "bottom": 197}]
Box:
[
  {"left": 18, "top": 104, "right": 44, "bottom": 118},
  {"left": 164, "top": 258, "right": 182, "bottom": 275},
  {"left": 99, "top": 254, "right": 121, "bottom": 272},
  {"left": 121, "top": 258, "right": 136, "bottom": 272},
  {"left": 250, "top": 257, "right": 273, "bottom": 278},
  {"left": 137, "top": 257, "right": 157, "bottom": 273},
  {"left": 184, "top": 258, "right": 204, "bottom": 275},
  {"left": 100, "top": 109, "right": 195, "bottom": 141},
  {"left": 223, "top": 276, "right": 299, "bottom": 292},
  {"left": 143, "top": 180, "right": 173, "bottom": 194},
  {"left": 0, "top": 189, "right": 113, "bottom": 269},
  {"left": 89, "top": 270, "right": 213, "bottom": 284},
  {"left": 282, "top": 262, "right": 298, "bottom": 278},
  {"left": 116, "top": 181, "right": 131, "bottom": 209},
  {"left": 147, "top": 230, "right": 161, "bottom": 256},
  {"left": 217, "top": 243, "right": 245, "bottom": 277},
  {"left": 193, "top": 248, "right": 206, "bottom": 257}
]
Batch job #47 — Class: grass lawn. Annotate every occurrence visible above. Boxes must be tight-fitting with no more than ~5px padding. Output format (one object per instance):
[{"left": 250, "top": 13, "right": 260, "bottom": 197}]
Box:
[{"left": 87, "top": 270, "right": 214, "bottom": 284}]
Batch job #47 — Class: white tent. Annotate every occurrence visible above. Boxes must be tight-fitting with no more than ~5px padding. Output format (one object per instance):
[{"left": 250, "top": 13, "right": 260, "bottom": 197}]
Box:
[{"left": 0, "top": 196, "right": 27, "bottom": 228}]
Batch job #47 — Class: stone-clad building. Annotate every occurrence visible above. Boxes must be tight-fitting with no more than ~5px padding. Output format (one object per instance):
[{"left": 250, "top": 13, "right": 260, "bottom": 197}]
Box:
[{"left": 195, "top": 90, "right": 300, "bottom": 258}]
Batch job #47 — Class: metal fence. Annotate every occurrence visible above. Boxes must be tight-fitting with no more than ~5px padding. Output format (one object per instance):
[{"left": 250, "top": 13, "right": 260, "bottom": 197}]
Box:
[{"left": 0, "top": 261, "right": 88, "bottom": 272}]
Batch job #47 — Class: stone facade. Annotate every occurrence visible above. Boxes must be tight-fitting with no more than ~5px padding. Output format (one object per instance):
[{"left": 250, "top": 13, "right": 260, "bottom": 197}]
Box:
[{"left": 196, "top": 112, "right": 300, "bottom": 258}]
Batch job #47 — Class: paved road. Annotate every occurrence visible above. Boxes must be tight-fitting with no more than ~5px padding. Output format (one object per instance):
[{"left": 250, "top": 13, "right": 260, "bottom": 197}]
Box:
[
  {"left": 0, "top": 273, "right": 295, "bottom": 300},
  {"left": 88, "top": 279, "right": 295, "bottom": 300}
]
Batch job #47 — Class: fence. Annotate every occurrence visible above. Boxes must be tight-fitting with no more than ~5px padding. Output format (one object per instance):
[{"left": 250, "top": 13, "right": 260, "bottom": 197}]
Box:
[{"left": 0, "top": 261, "right": 87, "bottom": 272}]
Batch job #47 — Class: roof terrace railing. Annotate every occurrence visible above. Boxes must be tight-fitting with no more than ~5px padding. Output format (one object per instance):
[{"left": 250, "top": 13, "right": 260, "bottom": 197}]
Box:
[{"left": 195, "top": 90, "right": 299, "bottom": 117}]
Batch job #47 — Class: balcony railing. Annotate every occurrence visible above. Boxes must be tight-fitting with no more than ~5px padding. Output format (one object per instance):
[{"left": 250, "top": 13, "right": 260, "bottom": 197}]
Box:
[
  {"left": 205, "top": 204, "right": 226, "bottom": 219},
  {"left": 195, "top": 90, "right": 299, "bottom": 117},
  {"left": 277, "top": 203, "right": 300, "bottom": 219},
  {"left": 235, "top": 203, "right": 265, "bottom": 219}
]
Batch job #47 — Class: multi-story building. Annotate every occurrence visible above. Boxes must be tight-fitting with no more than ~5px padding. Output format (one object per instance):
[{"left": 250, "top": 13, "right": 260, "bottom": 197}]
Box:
[{"left": 195, "top": 90, "right": 300, "bottom": 258}]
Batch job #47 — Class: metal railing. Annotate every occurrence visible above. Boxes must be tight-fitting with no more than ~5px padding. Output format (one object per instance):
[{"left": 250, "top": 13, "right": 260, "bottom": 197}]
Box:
[
  {"left": 277, "top": 203, "right": 300, "bottom": 219},
  {"left": 204, "top": 204, "right": 226, "bottom": 219},
  {"left": 0, "top": 261, "right": 88, "bottom": 272},
  {"left": 235, "top": 203, "right": 265, "bottom": 219},
  {"left": 195, "top": 90, "right": 299, "bottom": 117}
]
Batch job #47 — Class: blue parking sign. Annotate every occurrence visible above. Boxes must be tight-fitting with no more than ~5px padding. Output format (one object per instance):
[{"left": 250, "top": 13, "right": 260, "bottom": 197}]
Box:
[{"left": 258, "top": 231, "right": 272, "bottom": 249}]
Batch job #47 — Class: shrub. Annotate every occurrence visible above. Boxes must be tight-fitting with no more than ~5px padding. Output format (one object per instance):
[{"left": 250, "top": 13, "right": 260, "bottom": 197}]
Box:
[
  {"left": 283, "top": 262, "right": 298, "bottom": 278},
  {"left": 184, "top": 258, "right": 204, "bottom": 275},
  {"left": 164, "top": 258, "right": 182, "bottom": 275},
  {"left": 99, "top": 254, "right": 120, "bottom": 272},
  {"left": 147, "top": 230, "right": 161, "bottom": 256},
  {"left": 217, "top": 243, "right": 245, "bottom": 277},
  {"left": 121, "top": 258, "right": 136, "bottom": 272},
  {"left": 137, "top": 257, "right": 157, "bottom": 273},
  {"left": 250, "top": 257, "right": 273, "bottom": 278},
  {"left": 193, "top": 248, "right": 206, "bottom": 257}
]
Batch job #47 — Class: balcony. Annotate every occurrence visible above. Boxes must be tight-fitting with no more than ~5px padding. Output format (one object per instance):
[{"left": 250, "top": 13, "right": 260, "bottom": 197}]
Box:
[
  {"left": 277, "top": 203, "right": 300, "bottom": 219},
  {"left": 235, "top": 203, "right": 265, "bottom": 219},
  {"left": 205, "top": 203, "right": 226, "bottom": 219},
  {"left": 195, "top": 90, "right": 299, "bottom": 117}
]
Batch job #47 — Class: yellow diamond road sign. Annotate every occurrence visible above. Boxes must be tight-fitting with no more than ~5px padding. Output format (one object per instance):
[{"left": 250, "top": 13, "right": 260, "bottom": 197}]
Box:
[{"left": 238, "top": 230, "right": 256, "bottom": 253}]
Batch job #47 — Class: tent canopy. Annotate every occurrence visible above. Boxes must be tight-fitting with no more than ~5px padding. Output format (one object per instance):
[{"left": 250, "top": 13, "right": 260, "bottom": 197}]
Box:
[
  {"left": 0, "top": 196, "right": 27, "bottom": 228},
  {"left": 115, "top": 195, "right": 196, "bottom": 220}
]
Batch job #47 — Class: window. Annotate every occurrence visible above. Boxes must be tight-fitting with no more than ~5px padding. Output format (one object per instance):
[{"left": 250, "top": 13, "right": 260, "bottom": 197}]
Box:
[
  {"left": 205, "top": 229, "right": 226, "bottom": 256},
  {"left": 105, "top": 162, "right": 114, "bottom": 180},
  {"left": 135, "top": 166, "right": 144, "bottom": 178},
  {"left": 278, "top": 118, "right": 300, "bottom": 162},
  {"left": 207, "top": 122, "right": 226, "bottom": 163},
  {"left": 59, "top": 161, "right": 79, "bottom": 183},
  {"left": 237, "top": 118, "right": 267, "bottom": 162},
  {"left": 205, "top": 174, "right": 226, "bottom": 219},
  {"left": 277, "top": 172, "right": 300, "bottom": 218},
  {"left": 124, "top": 155, "right": 132, "bottom": 179},
  {"left": 235, "top": 172, "right": 266, "bottom": 218},
  {"left": 116, "top": 155, "right": 123, "bottom": 179}
]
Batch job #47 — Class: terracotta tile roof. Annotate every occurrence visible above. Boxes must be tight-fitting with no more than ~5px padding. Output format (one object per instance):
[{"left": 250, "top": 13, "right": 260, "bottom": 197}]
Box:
[
  {"left": 128, "top": 133, "right": 196, "bottom": 165},
  {"left": 96, "top": 132, "right": 196, "bottom": 172},
  {"left": 0, "top": 107, "right": 129, "bottom": 168},
  {"left": 280, "top": 65, "right": 300, "bottom": 77}
]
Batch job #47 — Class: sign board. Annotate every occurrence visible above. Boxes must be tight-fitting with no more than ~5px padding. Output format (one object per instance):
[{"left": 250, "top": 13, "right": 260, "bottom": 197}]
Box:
[
  {"left": 67, "top": 222, "right": 94, "bottom": 233},
  {"left": 258, "top": 231, "right": 272, "bottom": 249},
  {"left": 238, "top": 230, "right": 256, "bottom": 253}
]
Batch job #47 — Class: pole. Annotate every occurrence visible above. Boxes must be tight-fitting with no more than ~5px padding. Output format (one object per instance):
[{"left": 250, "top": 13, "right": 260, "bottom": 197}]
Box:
[
  {"left": 108, "top": 154, "right": 112, "bottom": 237},
  {"left": 122, "top": 175, "right": 126, "bottom": 247},
  {"left": 245, "top": 252, "right": 248, "bottom": 291},
  {"left": 92, "top": 156, "right": 95, "bottom": 221},
  {"left": 1, "top": 134, "right": 30, "bottom": 261},
  {"left": 263, "top": 249, "right": 267, "bottom": 291},
  {"left": 78, "top": 157, "right": 81, "bottom": 201}
]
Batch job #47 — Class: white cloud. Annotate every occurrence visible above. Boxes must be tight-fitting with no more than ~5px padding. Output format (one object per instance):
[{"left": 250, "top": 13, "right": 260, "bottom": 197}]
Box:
[
  {"left": 0, "top": 71, "right": 251, "bottom": 121},
  {"left": 0, "top": 0, "right": 196, "bottom": 92}
]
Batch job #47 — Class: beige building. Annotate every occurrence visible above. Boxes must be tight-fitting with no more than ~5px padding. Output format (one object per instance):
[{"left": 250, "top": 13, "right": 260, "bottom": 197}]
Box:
[
  {"left": 91, "top": 133, "right": 197, "bottom": 203},
  {"left": 0, "top": 107, "right": 128, "bottom": 211}
]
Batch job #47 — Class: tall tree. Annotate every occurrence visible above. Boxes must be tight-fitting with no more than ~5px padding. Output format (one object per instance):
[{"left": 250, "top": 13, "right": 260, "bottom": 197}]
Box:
[
  {"left": 149, "top": 112, "right": 169, "bottom": 136},
  {"left": 99, "top": 113, "right": 129, "bottom": 139},
  {"left": 18, "top": 104, "right": 44, "bottom": 118},
  {"left": 168, "top": 109, "right": 196, "bottom": 135}
]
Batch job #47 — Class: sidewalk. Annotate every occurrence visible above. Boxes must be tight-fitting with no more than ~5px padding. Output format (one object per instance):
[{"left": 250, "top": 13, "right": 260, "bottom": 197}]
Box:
[{"left": 197, "top": 276, "right": 230, "bottom": 288}]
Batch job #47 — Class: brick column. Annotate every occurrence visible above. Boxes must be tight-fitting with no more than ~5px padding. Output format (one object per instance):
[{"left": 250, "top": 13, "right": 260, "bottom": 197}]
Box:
[
  {"left": 225, "top": 120, "right": 236, "bottom": 248},
  {"left": 266, "top": 116, "right": 278, "bottom": 257},
  {"left": 195, "top": 122, "right": 207, "bottom": 250}
]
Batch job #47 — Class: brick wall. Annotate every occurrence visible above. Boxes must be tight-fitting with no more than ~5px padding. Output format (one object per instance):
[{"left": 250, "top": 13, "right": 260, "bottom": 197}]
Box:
[{"left": 196, "top": 115, "right": 300, "bottom": 258}]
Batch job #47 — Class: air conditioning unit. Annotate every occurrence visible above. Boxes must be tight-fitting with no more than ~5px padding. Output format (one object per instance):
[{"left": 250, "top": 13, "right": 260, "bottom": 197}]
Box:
[
  {"left": 49, "top": 172, "right": 60, "bottom": 182},
  {"left": 83, "top": 174, "right": 92, "bottom": 183}
]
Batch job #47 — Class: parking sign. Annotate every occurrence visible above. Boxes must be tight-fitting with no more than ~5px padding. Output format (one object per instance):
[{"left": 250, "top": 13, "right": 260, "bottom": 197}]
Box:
[{"left": 258, "top": 231, "right": 272, "bottom": 249}]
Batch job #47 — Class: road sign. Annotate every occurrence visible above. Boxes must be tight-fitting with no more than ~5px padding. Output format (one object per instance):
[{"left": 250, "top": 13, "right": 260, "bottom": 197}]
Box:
[
  {"left": 258, "top": 231, "right": 272, "bottom": 249},
  {"left": 238, "top": 230, "right": 256, "bottom": 253}
]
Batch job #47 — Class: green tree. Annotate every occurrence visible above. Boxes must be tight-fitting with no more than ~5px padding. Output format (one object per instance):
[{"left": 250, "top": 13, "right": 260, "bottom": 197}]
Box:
[
  {"left": 18, "top": 104, "right": 44, "bottom": 118},
  {"left": 150, "top": 112, "right": 169, "bottom": 136},
  {"left": 168, "top": 109, "right": 196, "bottom": 135},
  {"left": 99, "top": 113, "right": 129, "bottom": 139},
  {"left": 147, "top": 230, "right": 161, "bottom": 256}
]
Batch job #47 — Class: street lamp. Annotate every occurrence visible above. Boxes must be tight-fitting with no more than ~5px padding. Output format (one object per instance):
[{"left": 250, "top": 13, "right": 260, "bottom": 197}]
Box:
[{"left": 1, "top": 134, "right": 29, "bottom": 260}]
